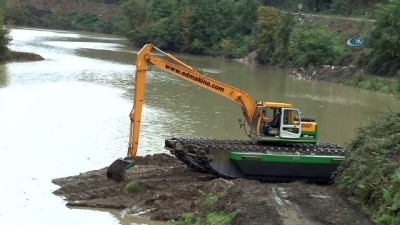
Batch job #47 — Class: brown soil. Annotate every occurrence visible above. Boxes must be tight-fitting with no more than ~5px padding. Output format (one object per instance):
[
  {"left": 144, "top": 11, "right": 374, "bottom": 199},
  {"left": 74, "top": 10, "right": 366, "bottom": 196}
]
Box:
[
  {"left": 53, "top": 154, "right": 374, "bottom": 225},
  {"left": 8, "top": 51, "right": 45, "bottom": 62}
]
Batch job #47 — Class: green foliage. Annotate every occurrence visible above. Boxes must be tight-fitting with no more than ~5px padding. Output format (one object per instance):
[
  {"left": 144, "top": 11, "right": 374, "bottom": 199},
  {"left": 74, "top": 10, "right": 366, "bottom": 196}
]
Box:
[
  {"left": 255, "top": 6, "right": 279, "bottom": 64},
  {"left": 206, "top": 212, "right": 233, "bottom": 225},
  {"left": 367, "top": 0, "right": 400, "bottom": 76},
  {"left": 172, "top": 212, "right": 201, "bottom": 225},
  {"left": 173, "top": 211, "right": 234, "bottom": 225},
  {"left": 327, "top": 63, "right": 400, "bottom": 96},
  {"left": 4, "top": 0, "right": 23, "bottom": 23},
  {"left": 200, "top": 185, "right": 228, "bottom": 208},
  {"left": 289, "top": 24, "right": 344, "bottom": 67},
  {"left": 330, "top": 0, "right": 353, "bottom": 15},
  {"left": 124, "top": 181, "right": 141, "bottom": 193},
  {"left": 5, "top": 0, "right": 397, "bottom": 78},
  {"left": 201, "top": 192, "right": 219, "bottom": 207},
  {"left": 124, "top": 0, "right": 260, "bottom": 56},
  {"left": 0, "top": 8, "right": 11, "bottom": 60},
  {"left": 394, "top": 72, "right": 400, "bottom": 93},
  {"left": 255, "top": 10, "right": 345, "bottom": 68},
  {"left": 173, "top": 183, "right": 233, "bottom": 225},
  {"left": 329, "top": 0, "right": 386, "bottom": 17},
  {"left": 336, "top": 109, "right": 400, "bottom": 225},
  {"left": 3, "top": 1, "right": 126, "bottom": 34},
  {"left": 271, "top": 12, "right": 296, "bottom": 65}
]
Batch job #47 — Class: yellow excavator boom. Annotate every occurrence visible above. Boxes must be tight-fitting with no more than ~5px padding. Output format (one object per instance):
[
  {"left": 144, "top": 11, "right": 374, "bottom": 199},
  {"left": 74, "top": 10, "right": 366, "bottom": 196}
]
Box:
[
  {"left": 128, "top": 44, "right": 260, "bottom": 158},
  {"left": 106, "top": 44, "right": 261, "bottom": 180},
  {"left": 106, "top": 43, "right": 317, "bottom": 181}
]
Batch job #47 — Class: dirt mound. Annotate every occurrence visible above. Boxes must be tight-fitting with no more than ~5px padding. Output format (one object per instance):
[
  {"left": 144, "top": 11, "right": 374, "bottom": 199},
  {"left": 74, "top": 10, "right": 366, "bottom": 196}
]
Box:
[
  {"left": 9, "top": 51, "right": 45, "bottom": 62},
  {"left": 53, "top": 154, "right": 374, "bottom": 224}
]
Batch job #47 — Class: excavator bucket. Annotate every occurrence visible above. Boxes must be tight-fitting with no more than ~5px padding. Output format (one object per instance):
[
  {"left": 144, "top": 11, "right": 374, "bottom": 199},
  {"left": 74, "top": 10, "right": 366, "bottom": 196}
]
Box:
[{"left": 106, "top": 157, "right": 135, "bottom": 182}]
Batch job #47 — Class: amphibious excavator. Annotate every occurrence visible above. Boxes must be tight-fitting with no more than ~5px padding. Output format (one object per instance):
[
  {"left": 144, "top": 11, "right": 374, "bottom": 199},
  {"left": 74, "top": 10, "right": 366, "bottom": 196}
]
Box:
[{"left": 107, "top": 44, "right": 345, "bottom": 183}]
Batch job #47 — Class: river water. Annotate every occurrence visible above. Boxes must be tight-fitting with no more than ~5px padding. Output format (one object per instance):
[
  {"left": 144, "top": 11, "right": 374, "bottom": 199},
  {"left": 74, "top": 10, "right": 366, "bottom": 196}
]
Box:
[{"left": 0, "top": 28, "right": 398, "bottom": 225}]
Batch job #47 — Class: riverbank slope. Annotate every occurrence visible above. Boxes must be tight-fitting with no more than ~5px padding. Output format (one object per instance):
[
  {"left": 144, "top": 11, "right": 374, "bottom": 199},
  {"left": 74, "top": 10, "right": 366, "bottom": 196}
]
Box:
[{"left": 53, "top": 154, "right": 373, "bottom": 225}]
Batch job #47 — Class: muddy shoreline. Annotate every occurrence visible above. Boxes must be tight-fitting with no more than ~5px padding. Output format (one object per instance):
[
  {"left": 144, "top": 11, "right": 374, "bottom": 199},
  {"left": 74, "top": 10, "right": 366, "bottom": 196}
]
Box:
[
  {"left": 1, "top": 51, "right": 45, "bottom": 62},
  {"left": 288, "top": 64, "right": 363, "bottom": 82},
  {"left": 52, "top": 154, "right": 374, "bottom": 225}
]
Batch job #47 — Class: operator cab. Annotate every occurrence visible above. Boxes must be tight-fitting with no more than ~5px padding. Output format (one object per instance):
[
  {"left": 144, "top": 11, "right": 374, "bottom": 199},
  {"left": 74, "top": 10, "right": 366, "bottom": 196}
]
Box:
[
  {"left": 260, "top": 107, "right": 301, "bottom": 139},
  {"left": 247, "top": 102, "right": 316, "bottom": 143}
]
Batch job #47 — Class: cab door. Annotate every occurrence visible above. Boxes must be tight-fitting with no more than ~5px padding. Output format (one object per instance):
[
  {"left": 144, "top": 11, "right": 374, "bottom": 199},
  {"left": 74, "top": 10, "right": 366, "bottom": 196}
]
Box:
[{"left": 279, "top": 108, "right": 301, "bottom": 139}]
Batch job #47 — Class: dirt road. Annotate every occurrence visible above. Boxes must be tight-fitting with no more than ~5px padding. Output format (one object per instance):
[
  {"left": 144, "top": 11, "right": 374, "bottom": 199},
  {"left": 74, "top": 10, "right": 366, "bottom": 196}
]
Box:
[{"left": 53, "top": 154, "right": 373, "bottom": 225}]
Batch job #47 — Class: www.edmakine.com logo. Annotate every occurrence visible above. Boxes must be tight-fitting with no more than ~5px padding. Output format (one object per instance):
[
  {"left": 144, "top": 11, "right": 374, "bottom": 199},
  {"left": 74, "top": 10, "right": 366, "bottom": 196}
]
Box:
[{"left": 347, "top": 36, "right": 367, "bottom": 47}]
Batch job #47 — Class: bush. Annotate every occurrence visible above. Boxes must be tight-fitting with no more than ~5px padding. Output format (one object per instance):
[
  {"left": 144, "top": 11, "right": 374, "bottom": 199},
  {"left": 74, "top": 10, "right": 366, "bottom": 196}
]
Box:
[
  {"left": 367, "top": 0, "right": 400, "bottom": 76},
  {"left": 206, "top": 212, "right": 233, "bottom": 225},
  {"left": 271, "top": 12, "right": 296, "bottom": 65},
  {"left": 336, "top": 109, "right": 400, "bottom": 225},
  {"left": 124, "top": 181, "right": 141, "bottom": 193},
  {"left": 0, "top": 9, "right": 11, "bottom": 60},
  {"left": 255, "top": 6, "right": 278, "bottom": 64},
  {"left": 289, "top": 24, "right": 344, "bottom": 67}
]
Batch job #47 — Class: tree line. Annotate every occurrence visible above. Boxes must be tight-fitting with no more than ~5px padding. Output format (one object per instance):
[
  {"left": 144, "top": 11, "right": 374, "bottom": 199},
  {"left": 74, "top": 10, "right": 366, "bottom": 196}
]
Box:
[
  {"left": 0, "top": 0, "right": 398, "bottom": 76},
  {"left": 122, "top": 0, "right": 398, "bottom": 76},
  {"left": 0, "top": 2, "right": 11, "bottom": 61}
]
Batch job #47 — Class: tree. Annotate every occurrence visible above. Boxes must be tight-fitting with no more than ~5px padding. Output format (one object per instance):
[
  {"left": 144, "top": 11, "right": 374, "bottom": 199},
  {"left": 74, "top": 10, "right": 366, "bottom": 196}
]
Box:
[
  {"left": 122, "top": 0, "right": 259, "bottom": 56},
  {"left": 255, "top": 6, "right": 279, "bottom": 64},
  {"left": 289, "top": 24, "right": 344, "bottom": 67},
  {"left": 367, "top": 0, "right": 400, "bottom": 76},
  {"left": 4, "top": 0, "right": 23, "bottom": 23},
  {"left": 271, "top": 12, "right": 296, "bottom": 65},
  {"left": 232, "top": 0, "right": 261, "bottom": 35},
  {"left": 0, "top": 8, "right": 11, "bottom": 60}
]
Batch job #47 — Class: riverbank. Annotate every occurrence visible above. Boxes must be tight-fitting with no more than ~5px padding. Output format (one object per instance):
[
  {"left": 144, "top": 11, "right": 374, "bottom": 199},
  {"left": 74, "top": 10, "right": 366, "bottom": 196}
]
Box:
[
  {"left": 12, "top": 0, "right": 397, "bottom": 97},
  {"left": 52, "top": 154, "right": 373, "bottom": 225},
  {"left": 288, "top": 65, "right": 399, "bottom": 96},
  {"left": 1, "top": 51, "right": 44, "bottom": 62}
]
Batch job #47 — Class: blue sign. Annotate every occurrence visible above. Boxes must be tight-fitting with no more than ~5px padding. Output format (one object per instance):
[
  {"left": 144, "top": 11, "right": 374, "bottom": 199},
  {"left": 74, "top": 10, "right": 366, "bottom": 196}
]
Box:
[{"left": 347, "top": 37, "right": 367, "bottom": 47}]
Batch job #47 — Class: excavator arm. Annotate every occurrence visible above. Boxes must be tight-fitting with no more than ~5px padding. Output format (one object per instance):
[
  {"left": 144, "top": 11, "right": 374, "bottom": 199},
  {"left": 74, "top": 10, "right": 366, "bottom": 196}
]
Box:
[
  {"left": 107, "top": 44, "right": 258, "bottom": 181},
  {"left": 134, "top": 44, "right": 259, "bottom": 157},
  {"left": 144, "top": 44, "right": 257, "bottom": 123},
  {"left": 107, "top": 44, "right": 339, "bottom": 183}
]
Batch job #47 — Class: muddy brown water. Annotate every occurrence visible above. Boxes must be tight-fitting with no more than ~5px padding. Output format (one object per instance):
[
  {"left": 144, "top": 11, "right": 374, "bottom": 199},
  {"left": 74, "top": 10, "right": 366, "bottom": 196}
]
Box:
[{"left": 0, "top": 27, "right": 398, "bottom": 225}]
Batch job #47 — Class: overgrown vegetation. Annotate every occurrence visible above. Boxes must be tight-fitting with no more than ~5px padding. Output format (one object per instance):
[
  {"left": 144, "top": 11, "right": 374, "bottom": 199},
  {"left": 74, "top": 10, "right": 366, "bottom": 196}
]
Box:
[
  {"left": 337, "top": 73, "right": 400, "bottom": 94},
  {"left": 123, "top": 0, "right": 260, "bottom": 57},
  {"left": 4, "top": 0, "right": 399, "bottom": 78},
  {"left": 3, "top": 0, "right": 127, "bottom": 34},
  {"left": 2, "top": 0, "right": 399, "bottom": 87},
  {"left": 124, "top": 181, "right": 141, "bottom": 193},
  {"left": 0, "top": 6, "right": 11, "bottom": 61},
  {"left": 336, "top": 109, "right": 400, "bottom": 225},
  {"left": 367, "top": 0, "right": 400, "bottom": 76},
  {"left": 265, "top": 0, "right": 386, "bottom": 17},
  {"left": 172, "top": 184, "right": 235, "bottom": 225},
  {"left": 288, "top": 24, "right": 344, "bottom": 67}
]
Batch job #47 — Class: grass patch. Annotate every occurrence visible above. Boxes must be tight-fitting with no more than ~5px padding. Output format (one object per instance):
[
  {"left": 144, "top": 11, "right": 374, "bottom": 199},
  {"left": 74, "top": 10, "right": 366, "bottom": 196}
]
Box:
[
  {"left": 200, "top": 185, "right": 229, "bottom": 208},
  {"left": 172, "top": 183, "right": 235, "bottom": 225},
  {"left": 206, "top": 212, "right": 234, "bottom": 225},
  {"left": 173, "top": 212, "right": 201, "bottom": 225},
  {"left": 200, "top": 192, "right": 219, "bottom": 207},
  {"left": 336, "top": 72, "right": 399, "bottom": 94},
  {"left": 172, "top": 212, "right": 235, "bottom": 225},
  {"left": 124, "top": 181, "right": 140, "bottom": 193}
]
